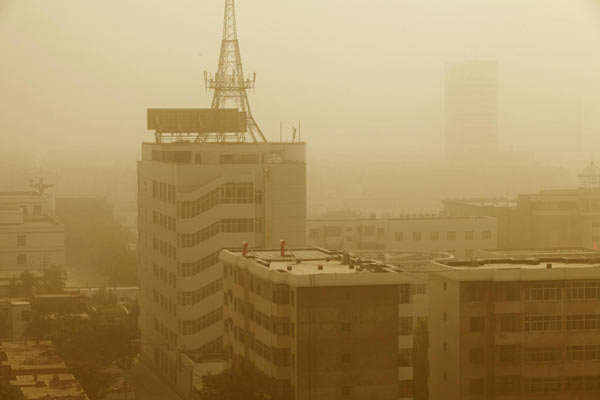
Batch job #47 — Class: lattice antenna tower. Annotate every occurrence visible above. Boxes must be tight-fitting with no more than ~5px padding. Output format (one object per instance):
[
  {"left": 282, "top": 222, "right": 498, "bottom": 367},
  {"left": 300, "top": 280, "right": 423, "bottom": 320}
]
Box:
[{"left": 204, "top": 0, "right": 266, "bottom": 142}]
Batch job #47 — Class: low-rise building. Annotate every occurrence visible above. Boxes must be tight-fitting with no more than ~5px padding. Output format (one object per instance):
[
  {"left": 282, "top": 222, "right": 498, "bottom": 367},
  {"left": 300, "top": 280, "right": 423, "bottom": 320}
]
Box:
[
  {"left": 0, "top": 298, "right": 32, "bottom": 341},
  {"left": 220, "top": 246, "right": 431, "bottom": 400},
  {"left": 0, "top": 340, "right": 89, "bottom": 400},
  {"left": 0, "top": 188, "right": 64, "bottom": 275},
  {"left": 308, "top": 216, "right": 496, "bottom": 259},
  {"left": 428, "top": 256, "right": 600, "bottom": 400}
]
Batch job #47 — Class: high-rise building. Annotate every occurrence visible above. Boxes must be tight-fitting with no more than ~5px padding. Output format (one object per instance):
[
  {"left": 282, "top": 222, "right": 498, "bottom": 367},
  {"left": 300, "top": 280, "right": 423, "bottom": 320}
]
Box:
[
  {"left": 428, "top": 256, "right": 600, "bottom": 400},
  {"left": 445, "top": 60, "right": 499, "bottom": 156},
  {"left": 137, "top": 109, "right": 306, "bottom": 397},
  {"left": 220, "top": 247, "right": 428, "bottom": 400}
]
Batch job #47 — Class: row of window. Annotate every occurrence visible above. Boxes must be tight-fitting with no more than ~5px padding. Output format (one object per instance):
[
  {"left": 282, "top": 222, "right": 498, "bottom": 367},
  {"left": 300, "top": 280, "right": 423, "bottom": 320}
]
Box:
[
  {"left": 177, "top": 182, "right": 262, "bottom": 219},
  {"left": 178, "top": 251, "right": 220, "bottom": 277},
  {"left": 233, "top": 326, "right": 291, "bottom": 367},
  {"left": 153, "top": 237, "right": 176, "bottom": 260},
  {"left": 179, "top": 279, "right": 222, "bottom": 306},
  {"left": 179, "top": 307, "right": 223, "bottom": 336},
  {"left": 470, "top": 375, "right": 600, "bottom": 395},
  {"left": 469, "top": 344, "right": 600, "bottom": 364},
  {"left": 465, "top": 280, "right": 600, "bottom": 302},
  {"left": 153, "top": 289, "right": 177, "bottom": 316},
  {"left": 251, "top": 309, "right": 291, "bottom": 336},
  {"left": 467, "top": 314, "right": 600, "bottom": 332},
  {"left": 152, "top": 180, "right": 176, "bottom": 204},
  {"left": 153, "top": 263, "right": 176, "bottom": 288},
  {"left": 153, "top": 211, "right": 176, "bottom": 232},
  {"left": 395, "top": 230, "right": 492, "bottom": 241},
  {"left": 177, "top": 218, "right": 264, "bottom": 248},
  {"left": 153, "top": 317, "right": 177, "bottom": 346}
]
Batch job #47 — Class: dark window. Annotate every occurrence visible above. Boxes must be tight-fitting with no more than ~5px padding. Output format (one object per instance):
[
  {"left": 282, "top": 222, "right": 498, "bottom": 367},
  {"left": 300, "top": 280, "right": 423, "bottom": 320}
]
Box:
[
  {"left": 469, "top": 348, "right": 485, "bottom": 364},
  {"left": 499, "top": 314, "right": 521, "bottom": 332},
  {"left": 341, "top": 386, "right": 351, "bottom": 396},
  {"left": 341, "top": 354, "right": 352, "bottom": 364},
  {"left": 470, "top": 317, "right": 485, "bottom": 332},
  {"left": 17, "top": 254, "right": 26, "bottom": 265},
  {"left": 17, "top": 235, "right": 26, "bottom": 247},
  {"left": 341, "top": 322, "right": 352, "bottom": 332},
  {"left": 469, "top": 379, "right": 485, "bottom": 394},
  {"left": 495, "top": 345, "right": 521, "bottom": 364}
]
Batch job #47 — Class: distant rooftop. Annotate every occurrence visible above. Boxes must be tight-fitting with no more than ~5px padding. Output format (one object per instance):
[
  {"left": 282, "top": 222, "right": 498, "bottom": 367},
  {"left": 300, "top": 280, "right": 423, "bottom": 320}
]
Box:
[{"left": 444, "top": 197, "right": 517, "bottom": 208}]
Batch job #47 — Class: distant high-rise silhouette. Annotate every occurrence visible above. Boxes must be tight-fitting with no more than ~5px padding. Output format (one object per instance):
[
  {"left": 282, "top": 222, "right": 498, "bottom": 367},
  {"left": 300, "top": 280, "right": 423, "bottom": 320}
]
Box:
[
  {"left": 445, "top": 60, "right": 498, "bottom": 156},
  {"left": 204, "top": 0, "right": 266, "bottom": 142}
]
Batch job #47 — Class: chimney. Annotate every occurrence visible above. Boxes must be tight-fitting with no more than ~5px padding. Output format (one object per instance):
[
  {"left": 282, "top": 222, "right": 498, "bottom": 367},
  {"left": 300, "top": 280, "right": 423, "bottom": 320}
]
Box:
[
  {"left": 242, "top": 242, "right": 249, "bottom": 256},
  {"left": 280, "top": 240, "right": 286, "bottom": 257}
]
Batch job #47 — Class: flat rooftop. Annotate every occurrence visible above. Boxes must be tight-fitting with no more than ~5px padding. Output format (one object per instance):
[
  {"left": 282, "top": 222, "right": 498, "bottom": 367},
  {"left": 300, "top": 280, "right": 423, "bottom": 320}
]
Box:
[
  {"left": 432, "top": 257, "right": 600, "bottom": 281},
  {"left": 221, "top": 247, "right": 416, "bottom": 287},
  {"left": 444, "top": 198, "right": 517, "bottom": 208},
  {"left": 1, "top": 341, "right": 67, "bottom": 374}
]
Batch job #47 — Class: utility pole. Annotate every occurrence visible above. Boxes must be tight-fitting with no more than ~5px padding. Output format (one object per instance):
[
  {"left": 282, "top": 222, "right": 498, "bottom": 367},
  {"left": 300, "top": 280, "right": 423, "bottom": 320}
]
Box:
[{"left": 204, "top": 0, "right": 266, "bottom": 143}]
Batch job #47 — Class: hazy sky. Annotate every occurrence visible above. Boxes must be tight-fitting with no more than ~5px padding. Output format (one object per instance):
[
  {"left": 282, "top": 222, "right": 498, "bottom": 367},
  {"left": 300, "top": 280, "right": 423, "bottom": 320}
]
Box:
[{"left": 1, "top": 0, "right": 599, "bottom": 165}]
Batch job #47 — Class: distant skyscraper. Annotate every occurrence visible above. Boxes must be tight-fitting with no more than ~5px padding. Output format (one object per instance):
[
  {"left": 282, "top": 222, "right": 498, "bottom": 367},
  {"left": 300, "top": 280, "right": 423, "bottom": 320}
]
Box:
[{"left": 445, "top": 60, "right": 499, "bottom": 156}]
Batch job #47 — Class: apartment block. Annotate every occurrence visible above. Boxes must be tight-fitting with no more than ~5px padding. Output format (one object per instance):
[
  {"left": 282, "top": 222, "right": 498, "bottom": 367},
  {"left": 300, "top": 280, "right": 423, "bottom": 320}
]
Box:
[
  {"left": 220, "top": 246, "right": 431, "bottom": 400},
  {"left": 307, "top": 216, "right": 496, "bottom": 259},
  {"left": 0, "top": 299, "right": 31, "bottom": 341},
  {"left": 137, "top": 109, "right": 306, "bottom": 397},
  {"left": 428, "top": 257, "right": 600, "bottom": 400},
  {"left": 0, "top": 189, "right": 64, "bottom": 275}
]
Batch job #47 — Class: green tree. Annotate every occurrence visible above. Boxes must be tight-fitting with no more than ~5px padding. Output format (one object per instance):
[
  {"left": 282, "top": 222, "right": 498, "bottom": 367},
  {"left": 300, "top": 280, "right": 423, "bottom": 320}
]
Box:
[
  {"left": 199, "top": 367, "right": 274, "bottom": 400},
  {"left": 0, "top": 382, "right": 24, "bottom": 400},
  {"left": 412, "top": 319, "right": 429, "bottom": 400}
]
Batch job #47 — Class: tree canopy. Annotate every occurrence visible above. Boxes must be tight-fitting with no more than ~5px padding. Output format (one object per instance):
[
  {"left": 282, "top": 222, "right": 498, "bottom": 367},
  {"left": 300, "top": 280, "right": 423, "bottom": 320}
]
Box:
[{"left": 199, "top": 367, "right": 274, "bottom": 400}]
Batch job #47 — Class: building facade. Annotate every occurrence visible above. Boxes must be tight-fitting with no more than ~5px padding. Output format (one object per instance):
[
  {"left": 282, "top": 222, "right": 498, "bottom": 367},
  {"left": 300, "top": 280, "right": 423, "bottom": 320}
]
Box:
[
  {"left": 428, "top": 257, "right": 600, "bottom": 400},
  {"left": 0, "top": 190, "right": 64, "bottom": 274},
  {"left": 137, "top": 115, "right": 306, "bottom": 396},
  {"left": 445, "top": 60, "right": 499, "bottom": 156},
  {"left": 444, "top": 188, "right": 600, "bottom": 250},
  {"left": 307, "top": 216, "right": 497, "bottom": 259},
  {"left": 220, "top": 247, "right": 429, "bottom": 400}
]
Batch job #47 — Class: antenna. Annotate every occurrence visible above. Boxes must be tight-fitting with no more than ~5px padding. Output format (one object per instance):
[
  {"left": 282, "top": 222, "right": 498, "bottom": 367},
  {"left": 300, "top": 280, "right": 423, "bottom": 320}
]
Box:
[{"left": 204, "top": 0, "right": 266, "bottom": 143}]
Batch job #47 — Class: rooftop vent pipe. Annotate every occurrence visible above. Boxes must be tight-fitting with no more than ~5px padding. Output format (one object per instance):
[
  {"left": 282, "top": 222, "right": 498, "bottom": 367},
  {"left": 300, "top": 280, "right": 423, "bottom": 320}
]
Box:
[
  {"left": 546, "top": 263, "right": 552, "bottom": 269},
  {"left": 280, "top": 240, "right": 286, "bottom": 257},
  {"left": 242, "top": 241, "right": 249, "bottom": 256}
]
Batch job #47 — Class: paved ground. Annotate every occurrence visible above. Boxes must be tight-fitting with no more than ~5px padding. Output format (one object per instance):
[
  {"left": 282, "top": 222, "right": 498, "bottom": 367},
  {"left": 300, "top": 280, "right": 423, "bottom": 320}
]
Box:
[{"left": 124, "top": 359, "right": 183, "bottom": 400}]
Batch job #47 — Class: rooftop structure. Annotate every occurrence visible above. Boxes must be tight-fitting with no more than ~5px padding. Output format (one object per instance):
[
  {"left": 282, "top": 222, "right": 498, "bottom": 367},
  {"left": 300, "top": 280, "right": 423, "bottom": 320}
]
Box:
[{"left": 0, "top": 340, "right": 89, "bottom": 400}]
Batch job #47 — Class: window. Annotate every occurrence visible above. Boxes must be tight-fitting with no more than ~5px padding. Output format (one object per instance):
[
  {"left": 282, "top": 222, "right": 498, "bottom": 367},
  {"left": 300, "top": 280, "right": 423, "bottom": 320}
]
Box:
[
  {"left": 565, "top": 376, "right": 600, "bottom": 391},
  {"left": 399, "top": 349, "right": 412, "bottom": 366},
  {"left": 465, "top": 282, "right": 487, "bottom": 301},
  {"left": 447, "top": 231, "right": 456, "bottom": 240},
  {"left": 341, "top": 386, "right": 351, "bottom": 396},
  {"left": 494, "top": 282, "right": 520, "bottom": 301},
  {"left": 482, "top": 230, "right": 492, "bottom": 240},
  {"left": 469, "top": 348, "right": 484, "bottom": 364},
  {"left": 464, "top": 231, "right": 474, "bottom": 240},
  {"left": 17, "top": 235, "right": 26, "bottom": 247},
  {"left": 495, "top": 376, "right": 520, "bottom": 395},
  {"left": 470, "top": 317, "right": 485, "bottom": 332},
  {"left": 523, "top": 283, "right": 562, "bottom": 301},
  {"left": 399, "top": 284, "right": 411, "bottom": 304},
  {"left": 495, "top": 345, "right": 520, "bottom": 364},
  {"left": 469, "top": 379, "right": 485, "bottom": 394},
  {"left": 395, "top": 232, "right": 404, "bottom": 241},
  {"left": 523, "top": 347, "right": 562, "bottom": 363},
  {"left": 430, "top": 231, "right": 439, "bottom": 240},
  {"left": 566, "top": 345, "right": 600, "bottom": 361},
  {"left": 309, "top": 229, "right": 320, "bottom": 239},
  {"left": 412, "top": 232, "right": 422, "bottom": 241},
  {"left": 565, "top": 281, "right": 600, "bottom": 300},
  {"left": 341, "top": 354, "right": 352, "bottom": 364},
  {"left": 341, "top": 322, "right": 352, "bottom": 332},
  {"left": 523, "top": 378, "right": 562, "bottom": 394},
  {"left": 566, "top": 314, "right": 600, "bottom": 331},
  {"left": 399, "top": 317, "right": 413, "bottom": 335},
  {"left": 398, "top": 380, "right": 413, "bottom": 397},
  {"left": 498, "top": 314, "right": 521, "bottom": 332},
  {"left": 17, "top": 254, "right": 26, "bottom": 265},
  {"left": 523, "top": 315, "right": 562, "bottom": 332},
  {"left": 376, "top": 228, "right": 385, "bottom": 237}
]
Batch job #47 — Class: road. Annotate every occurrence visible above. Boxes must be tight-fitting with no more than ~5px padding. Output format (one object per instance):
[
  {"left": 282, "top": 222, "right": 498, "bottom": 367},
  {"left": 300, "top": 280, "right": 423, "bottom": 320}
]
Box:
[{"left": 124, "top": 359, "right": 183, "bottom": 400}]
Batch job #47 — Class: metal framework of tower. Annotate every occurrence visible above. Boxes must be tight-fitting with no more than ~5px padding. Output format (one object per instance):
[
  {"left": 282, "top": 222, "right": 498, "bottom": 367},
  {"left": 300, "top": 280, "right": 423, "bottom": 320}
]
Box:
[{"left": 204, "top": 0, "right": 266, "bottom": 143}]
